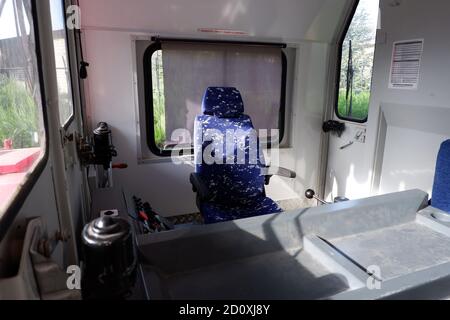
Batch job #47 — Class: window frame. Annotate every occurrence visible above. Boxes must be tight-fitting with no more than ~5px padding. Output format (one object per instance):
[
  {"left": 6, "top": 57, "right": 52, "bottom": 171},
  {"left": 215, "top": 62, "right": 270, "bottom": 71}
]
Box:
[
  {"left": 334, "top": 0, "right": 372, "bottom": 124},
  {"left": 143, "top": 39, "right": 288, "bottom": 157},
  {"left": 57, "top": 0, "right": 76, "bottom": 130},
  {"left": 0, "top": 1, "right": 50, "bottom": 242},
  {"left": 73, "top": 0, "right": 87, "bottom": 129}
]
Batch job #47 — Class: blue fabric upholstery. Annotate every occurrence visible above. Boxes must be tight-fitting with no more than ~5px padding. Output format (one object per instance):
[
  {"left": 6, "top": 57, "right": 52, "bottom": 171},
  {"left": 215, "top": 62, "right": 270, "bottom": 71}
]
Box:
[
  {"left": 432, "top": 140, "right": 450, "bottom": 213},
  {"left": 194, "top": 87, "right": 282, "bottom": 224},
  {"left": 202, "top": 87, "right": 245, "bottom": 118},
  {"left": 201, "top": 197, "right": 282, "bottom": 224}
]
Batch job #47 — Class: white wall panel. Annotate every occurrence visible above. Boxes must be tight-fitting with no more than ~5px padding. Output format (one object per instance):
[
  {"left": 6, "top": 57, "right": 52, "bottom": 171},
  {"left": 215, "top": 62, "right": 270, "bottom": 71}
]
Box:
[
  {"left": 79, "top": 0, "right": 350, "bottom": 44},
  {"left": 84, "top": 30, "right": 198, "bottom": 216}
]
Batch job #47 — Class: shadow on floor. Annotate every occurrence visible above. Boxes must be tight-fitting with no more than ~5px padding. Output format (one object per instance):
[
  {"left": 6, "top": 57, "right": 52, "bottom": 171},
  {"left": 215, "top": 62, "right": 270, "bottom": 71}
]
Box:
[{"left": 139, "top": 211, "right": 350, "bottom": 300}]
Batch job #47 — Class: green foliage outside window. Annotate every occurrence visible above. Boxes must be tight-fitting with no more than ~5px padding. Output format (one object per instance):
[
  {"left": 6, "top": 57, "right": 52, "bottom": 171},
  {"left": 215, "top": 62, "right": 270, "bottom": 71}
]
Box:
[
  {"left": 337, "top": 0, "right": 379, "bottom": 121},
  {"left": 0, "top": 76, "right": 39, "bottom": 149},
  {"left": 151, "top": 50, "right": 166, "bottom": 148}
]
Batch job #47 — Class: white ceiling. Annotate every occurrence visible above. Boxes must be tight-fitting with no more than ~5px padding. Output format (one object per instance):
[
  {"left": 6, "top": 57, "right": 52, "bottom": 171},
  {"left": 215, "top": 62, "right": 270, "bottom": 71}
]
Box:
[{"left": 79, "top": 0, "right": 352, "bottom": 43}]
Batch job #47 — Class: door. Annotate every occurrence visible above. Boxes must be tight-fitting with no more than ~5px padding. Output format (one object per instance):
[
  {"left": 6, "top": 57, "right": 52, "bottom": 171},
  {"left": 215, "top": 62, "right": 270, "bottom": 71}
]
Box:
[
  {"left": 50, "top": 0, "right": 90, "bottom": 250},
  {"left": 324, "top": 0, "right": 380, "bottom": 202},
  {"left": 0, "top": 0, "right": 88, "bottom": 299}
]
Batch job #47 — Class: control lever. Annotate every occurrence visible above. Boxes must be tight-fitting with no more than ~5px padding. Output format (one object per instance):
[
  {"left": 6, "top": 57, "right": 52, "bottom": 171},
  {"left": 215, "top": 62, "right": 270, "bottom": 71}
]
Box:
[
  {"left": 305, "top": 189, "right": 329, "bottom": 205},
  {"left": 112, "top": 163, "right": 128, "bottom": 169},
  {"left": 305, "top": 189, "right": 350, "bottom": 205},
  {"left": 323, "top": 120, "right": 346, "bottom": 137},
  {"left": 340, "top": 141, "right": 354, "bottom": 150}
]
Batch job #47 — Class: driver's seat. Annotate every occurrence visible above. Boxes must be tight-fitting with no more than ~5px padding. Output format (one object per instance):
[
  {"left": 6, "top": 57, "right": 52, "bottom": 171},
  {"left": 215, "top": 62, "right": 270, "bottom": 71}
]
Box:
[{"left": 190, "top": 87, "right": 284, "bottom": 224}]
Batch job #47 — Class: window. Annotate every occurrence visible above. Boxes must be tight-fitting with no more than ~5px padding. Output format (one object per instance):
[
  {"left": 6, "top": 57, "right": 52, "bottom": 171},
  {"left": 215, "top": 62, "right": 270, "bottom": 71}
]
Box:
[
  {"left": 151, "top": 47, "right": 166, "bottom": 150},
  {"left": 0, "top": 1, "right": 46, "bottom": 224},
  {"left": 50, "top": 0, "right": 74, "bottom": 127},
  {"left": 144, "top": 40, "right": 287, "bottom": 156},
  {"left": 336, "top": 0, "right": 379, "bottom": 122}
]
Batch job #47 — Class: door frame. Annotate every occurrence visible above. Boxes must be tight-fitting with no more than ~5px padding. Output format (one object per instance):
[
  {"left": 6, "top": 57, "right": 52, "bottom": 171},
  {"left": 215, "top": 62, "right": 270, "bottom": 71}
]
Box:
[{"left": 318, "top": 0, "right": 360, "bottom": 199}]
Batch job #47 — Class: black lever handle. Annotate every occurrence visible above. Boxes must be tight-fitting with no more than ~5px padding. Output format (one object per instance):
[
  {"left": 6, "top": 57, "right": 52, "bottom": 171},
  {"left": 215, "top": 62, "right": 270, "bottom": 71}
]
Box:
[
  {"left": 305, "top": 189, "right": 315, "bottom": 200},
  {"left": 306, "top": 189, "right": 350, "bottom": 205},
  {"left": 305, "top": 189, "right": 329, "bottom": 205},
  {"left": 80, "top": 61, "right": 90, "bottom": 79},
  {"left": 323, "top": 120, "right": 346, "bottom": 137}
]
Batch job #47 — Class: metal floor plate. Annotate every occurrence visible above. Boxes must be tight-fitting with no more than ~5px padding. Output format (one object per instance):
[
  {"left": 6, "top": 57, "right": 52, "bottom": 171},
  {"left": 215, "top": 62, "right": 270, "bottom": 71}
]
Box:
[{"left": 329, "top": 221, "right": 450, "bottom": 281}]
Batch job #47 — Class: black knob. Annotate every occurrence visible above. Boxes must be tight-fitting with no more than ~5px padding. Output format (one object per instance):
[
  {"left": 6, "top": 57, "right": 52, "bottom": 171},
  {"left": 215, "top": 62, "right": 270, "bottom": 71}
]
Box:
[
  {"left": 80, "top": 61, "right": 90, "bottom": 79},
  {"left": 322, "top": 120, "right": 346, "bottom": 134},
  {"left": 305, "top": 189, "right": 315, "bottom": 200}
]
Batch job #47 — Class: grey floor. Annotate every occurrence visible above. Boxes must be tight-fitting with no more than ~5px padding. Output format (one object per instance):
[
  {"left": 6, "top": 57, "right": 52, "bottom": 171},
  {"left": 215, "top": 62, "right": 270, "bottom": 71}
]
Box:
[
  {"left": 166, "top": 198, "right": 305, "bottom": 226},
  {"left": 145, "top": 249, "right": 350, "bottom": 300},
  {"left": 277, "top": 198, "right": 305, "bottom": 211}
]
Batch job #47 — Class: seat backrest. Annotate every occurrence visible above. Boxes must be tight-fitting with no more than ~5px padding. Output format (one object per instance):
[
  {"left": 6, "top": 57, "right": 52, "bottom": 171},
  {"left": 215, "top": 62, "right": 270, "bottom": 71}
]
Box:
[
  {"left": 194, "top": 87, "right": 265, "bottom": 204},
  {"left": 432, "top": 140, "right": 450, "bottom": 213}
]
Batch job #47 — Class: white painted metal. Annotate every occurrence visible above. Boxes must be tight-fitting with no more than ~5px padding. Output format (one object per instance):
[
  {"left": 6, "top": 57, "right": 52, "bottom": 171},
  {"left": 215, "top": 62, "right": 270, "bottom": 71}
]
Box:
[
  {"left": 291, "top": 42, "right": 332, "bottom": 207},
  {"left": 61, "top": 0, "right": 90, "bottom": 238},
  {"left": 325, "top": 0, "right": 450, "bottom": 201},
  {"left": 37, "top": 0, "right": 79, "bottom": 266},
  {"left": 79, "top": 0, "right": 351, "bottom": 44}
]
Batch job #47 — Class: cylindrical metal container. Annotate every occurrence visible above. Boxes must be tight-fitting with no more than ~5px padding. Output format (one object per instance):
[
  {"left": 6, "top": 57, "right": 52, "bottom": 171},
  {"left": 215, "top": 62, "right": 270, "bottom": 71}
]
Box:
[{"left": 81, "top": 216, "right": 137, "bottom": 299}]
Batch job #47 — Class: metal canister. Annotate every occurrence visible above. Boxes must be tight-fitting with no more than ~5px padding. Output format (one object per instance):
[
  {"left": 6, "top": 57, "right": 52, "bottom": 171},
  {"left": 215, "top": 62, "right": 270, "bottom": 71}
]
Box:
[
  {"left": 81, "top": 216, "right": 137, "bottom": 299},
  {"left": 93, "top": 122, "right": 113, "bottom": 169}
]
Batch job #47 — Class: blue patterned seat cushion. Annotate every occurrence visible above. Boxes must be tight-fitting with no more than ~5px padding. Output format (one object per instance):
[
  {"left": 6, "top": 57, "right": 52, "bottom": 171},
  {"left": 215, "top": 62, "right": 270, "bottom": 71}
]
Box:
[
  {"left": 194, "top": 114, "right": 265, "bottom": 203},
  {"left": 201, "top": 196, "right": 282, "bottom": 224},
  {"left": 202, "top": 87, "right": 244, "bottom": 118},
  {"left": 194, "top": 87, "right": 281, "bottom": 224},
  {"left": 433, "top": 140, "right": 450, "bottom": 213}
]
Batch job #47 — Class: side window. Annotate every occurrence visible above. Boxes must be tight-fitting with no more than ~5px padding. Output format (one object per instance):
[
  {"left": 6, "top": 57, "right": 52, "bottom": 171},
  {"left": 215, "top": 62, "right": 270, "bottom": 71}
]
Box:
[
  {"left": 336, "top": 0, "right": 379, "bottom": 122},
  {"left": 0, "top": 1, "right": 46, "bottom": 216},
  {"left": 50, "top": 0, "right": 74, "bottom": 127},
  {"left": 151, "top": 48, "right": 166, "bottom": 150},
  {"left": 145, "top": 42, "right": 286, "bottom": 156}
]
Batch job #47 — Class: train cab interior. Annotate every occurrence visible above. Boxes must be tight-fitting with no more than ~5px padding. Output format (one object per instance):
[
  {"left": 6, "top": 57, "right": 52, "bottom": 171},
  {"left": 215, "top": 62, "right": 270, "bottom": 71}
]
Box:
[{"left": 0, "top": 0, "right": 450, "bottom": 300}]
